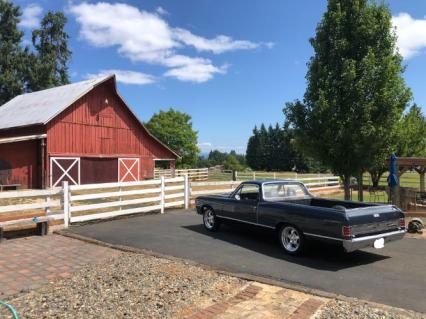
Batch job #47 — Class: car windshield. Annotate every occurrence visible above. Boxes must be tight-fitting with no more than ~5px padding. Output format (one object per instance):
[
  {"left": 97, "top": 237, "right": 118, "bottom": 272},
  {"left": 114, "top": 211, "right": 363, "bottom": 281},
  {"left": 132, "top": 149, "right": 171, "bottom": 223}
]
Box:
[{"left": 263, "top": 182, "right": 309, "bottom": 201}]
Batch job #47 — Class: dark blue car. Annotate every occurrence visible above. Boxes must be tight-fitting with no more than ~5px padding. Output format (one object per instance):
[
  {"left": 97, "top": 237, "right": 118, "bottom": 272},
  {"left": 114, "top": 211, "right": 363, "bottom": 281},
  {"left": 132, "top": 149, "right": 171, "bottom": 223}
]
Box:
[{"left": 196, "top": 180, "right": 406, "bottom": 255}]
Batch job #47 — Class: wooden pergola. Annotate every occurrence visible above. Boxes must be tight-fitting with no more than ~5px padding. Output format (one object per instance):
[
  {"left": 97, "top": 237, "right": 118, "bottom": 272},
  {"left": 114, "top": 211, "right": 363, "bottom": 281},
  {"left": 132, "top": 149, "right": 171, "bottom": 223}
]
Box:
[{"left": 385, "top": 157, "right": 426, "bottom": 192}]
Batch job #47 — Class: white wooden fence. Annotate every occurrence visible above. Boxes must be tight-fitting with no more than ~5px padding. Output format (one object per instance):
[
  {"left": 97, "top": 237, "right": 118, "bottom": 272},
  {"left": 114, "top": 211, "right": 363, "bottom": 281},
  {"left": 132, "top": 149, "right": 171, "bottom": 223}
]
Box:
[
  {"left": 189, "top": 176, "right": 340, "bottom": 204},
  {"left": 65, "top": 176, "right": 189, "bottom": 223},
  {"left": 0, "top": 175, "right": 339, "bottom": 232},
  {"left": 154, "top": 168, "right": 208, "bottom": 181},
  {"left": 0, "top": 188, "right": 64, "bottom": 228}
]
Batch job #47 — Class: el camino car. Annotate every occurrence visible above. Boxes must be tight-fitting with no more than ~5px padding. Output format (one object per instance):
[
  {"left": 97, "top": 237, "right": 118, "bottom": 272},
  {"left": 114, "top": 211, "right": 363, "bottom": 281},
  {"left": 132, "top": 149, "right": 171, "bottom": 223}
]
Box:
[{"left": 195, "top": 180, "right": 406, "bottom": 255}]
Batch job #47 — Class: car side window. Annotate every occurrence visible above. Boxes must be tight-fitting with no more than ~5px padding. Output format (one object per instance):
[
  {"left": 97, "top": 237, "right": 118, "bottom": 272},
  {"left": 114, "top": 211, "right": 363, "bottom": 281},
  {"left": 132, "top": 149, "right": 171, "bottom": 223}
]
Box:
[{"left": 235, "top": 184, "right": 260, "bottom": 201}]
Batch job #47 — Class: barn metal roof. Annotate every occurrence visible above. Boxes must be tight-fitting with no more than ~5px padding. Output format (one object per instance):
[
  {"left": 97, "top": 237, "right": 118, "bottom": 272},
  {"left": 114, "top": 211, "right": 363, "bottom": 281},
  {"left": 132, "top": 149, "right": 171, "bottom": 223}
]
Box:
[{"left": 0, "top": 75, "right": 112, "bottom": 130}]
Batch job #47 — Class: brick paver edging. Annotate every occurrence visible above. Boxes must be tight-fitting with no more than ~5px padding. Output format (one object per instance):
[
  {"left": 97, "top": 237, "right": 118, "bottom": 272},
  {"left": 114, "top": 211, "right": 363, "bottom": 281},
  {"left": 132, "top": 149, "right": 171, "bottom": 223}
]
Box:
[
  {"left": 288, "top": 298, "right": 325, "bottom": 319},
  {"left": 188, "top": 284, "right": 262, "bottom": 319}
]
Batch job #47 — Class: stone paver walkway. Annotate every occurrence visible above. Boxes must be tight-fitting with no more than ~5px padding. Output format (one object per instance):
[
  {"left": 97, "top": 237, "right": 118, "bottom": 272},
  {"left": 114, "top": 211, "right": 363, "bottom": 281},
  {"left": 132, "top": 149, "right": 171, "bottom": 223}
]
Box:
[
  {"left": 188, "top": 282, "right": 326, "bottom": 319},
  {"left": 0, "top": 234, "right": 121, "bottom": 297}
]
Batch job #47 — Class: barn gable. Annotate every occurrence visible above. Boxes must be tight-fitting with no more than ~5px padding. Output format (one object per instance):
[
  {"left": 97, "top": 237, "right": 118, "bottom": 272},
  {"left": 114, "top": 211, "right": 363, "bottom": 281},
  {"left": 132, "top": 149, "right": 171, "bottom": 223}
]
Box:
[{"left": 46, "top": 76, "right": 178, "bottom": 159}]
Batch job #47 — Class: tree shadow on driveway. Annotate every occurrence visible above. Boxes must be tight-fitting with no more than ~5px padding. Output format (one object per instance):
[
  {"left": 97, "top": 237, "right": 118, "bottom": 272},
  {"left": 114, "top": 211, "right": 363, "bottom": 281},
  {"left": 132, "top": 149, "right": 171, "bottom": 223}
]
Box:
[{"left": 183, "top": 221, "right": 390, "bottom": 272}]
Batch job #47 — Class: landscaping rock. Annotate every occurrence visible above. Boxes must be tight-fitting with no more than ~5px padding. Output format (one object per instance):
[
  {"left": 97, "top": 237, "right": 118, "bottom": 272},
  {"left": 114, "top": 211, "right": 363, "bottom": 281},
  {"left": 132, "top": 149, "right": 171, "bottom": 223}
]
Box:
[
  {"left": 3, "top": 253, "right": 243, "bottom": 319},
  {"left": 317, "top": 299, "right": 425, "bottom": 319}
]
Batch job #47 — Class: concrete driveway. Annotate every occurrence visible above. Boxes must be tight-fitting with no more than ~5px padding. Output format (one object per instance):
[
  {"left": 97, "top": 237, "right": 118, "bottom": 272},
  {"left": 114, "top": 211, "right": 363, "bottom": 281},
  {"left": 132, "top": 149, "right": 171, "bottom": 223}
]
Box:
[{"left": 68, "top": 210, "right": 426, "bottom": 313}]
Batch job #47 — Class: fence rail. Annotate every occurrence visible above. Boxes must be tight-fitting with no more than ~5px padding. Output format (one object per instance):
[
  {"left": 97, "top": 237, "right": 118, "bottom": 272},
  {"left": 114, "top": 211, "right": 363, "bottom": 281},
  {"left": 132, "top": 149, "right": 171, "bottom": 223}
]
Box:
[
  {"left": 154, "top": 168, "right": 208, "bottom": 181},
  {"left": 0, "top": 175, "right": 340, "bottom": 233},
  {"left": 0, "top": 187, "right": 64, "bottom": 231},
  {"left": 189, "top": 176, "right": 340, "bottom": 204},
  {"left": 66, "top": 176, "right": 189, "bottom": 223}
]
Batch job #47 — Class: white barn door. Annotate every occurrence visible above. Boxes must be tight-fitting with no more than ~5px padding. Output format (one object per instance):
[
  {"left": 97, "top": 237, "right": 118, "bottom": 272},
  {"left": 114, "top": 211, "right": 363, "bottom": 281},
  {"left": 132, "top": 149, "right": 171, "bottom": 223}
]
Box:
[{"left": 118, "top": 158, "right": 140, "bottom": 182}]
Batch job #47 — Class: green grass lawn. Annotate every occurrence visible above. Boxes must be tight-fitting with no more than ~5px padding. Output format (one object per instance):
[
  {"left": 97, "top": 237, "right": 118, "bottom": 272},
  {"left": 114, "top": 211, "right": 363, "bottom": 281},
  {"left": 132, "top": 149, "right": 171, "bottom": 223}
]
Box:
[{"left": 363, "top": 171, "right": 423, "bottom": 189}]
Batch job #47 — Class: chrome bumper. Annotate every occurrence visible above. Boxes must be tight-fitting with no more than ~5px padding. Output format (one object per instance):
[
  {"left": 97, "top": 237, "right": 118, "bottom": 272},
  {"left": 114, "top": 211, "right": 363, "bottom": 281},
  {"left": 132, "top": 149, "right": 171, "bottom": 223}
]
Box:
[{"left": 343, "top": 229, "right": 406, "bottom": 253}]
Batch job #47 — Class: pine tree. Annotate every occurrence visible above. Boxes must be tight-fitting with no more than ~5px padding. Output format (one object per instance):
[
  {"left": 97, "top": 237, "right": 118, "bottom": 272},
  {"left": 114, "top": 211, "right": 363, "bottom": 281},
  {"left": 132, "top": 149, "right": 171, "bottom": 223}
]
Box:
[
  {"left": 29, "top": 11, "right": 71, "bottom": 91},
  {"left": 0, "top": 1, "right": 28, "bottom": 105}
]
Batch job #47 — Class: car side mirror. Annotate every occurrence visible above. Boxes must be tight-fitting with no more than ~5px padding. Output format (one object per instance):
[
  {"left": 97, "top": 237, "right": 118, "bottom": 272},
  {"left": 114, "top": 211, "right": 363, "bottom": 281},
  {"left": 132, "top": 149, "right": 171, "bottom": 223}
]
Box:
[{"left": 235, "top": 194, "right": 240, "bottom": 200}]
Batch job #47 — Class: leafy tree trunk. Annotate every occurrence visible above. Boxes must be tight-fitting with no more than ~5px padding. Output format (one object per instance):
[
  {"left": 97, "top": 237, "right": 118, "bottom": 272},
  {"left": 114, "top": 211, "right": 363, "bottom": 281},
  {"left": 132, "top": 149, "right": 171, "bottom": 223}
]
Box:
[
  {"left": 343, "top": 174, "right": 351, "bottom": 201},
  {"left": 369, "top": 171, "right": 380, "bottom": 188},
  {"left": 368, "top": 167, "right": 386, "bottom": 188},
  {"left": 358, "top": 172, "right": 364, "bottom": 202}
]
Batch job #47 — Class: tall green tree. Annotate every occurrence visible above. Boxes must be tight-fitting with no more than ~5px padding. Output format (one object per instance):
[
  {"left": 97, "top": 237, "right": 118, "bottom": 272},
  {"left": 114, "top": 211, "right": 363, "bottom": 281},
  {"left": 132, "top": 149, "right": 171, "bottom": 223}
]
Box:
[
  {"left": 29, "top": 11, "right": 71, "bottom": 91},
  {"left": 208, "top": 150, "right": 229, "bottom": 166},
  {"left": 369, "top": 104, "right": 426, "bottom": 187},
  {"left": 395, "top": 104, "right": 426, "bottom": 157},
  {"left": 0, "top": 1, "right": 28, "bottom": 105},
  {"left": 145, "top": 108, "right": 199, "bottom": 168},
  {"left": 284, "top": 0, "right": 411, "bottom": 199},
  {"left": 246, "top": 126, "right": 262, "bottom": 170},
  {"left": 223, "top": 154, "right": 244, "bottom": 171},
  {"left": 245, "top": 122, "right": 310, "bottom": 172}
]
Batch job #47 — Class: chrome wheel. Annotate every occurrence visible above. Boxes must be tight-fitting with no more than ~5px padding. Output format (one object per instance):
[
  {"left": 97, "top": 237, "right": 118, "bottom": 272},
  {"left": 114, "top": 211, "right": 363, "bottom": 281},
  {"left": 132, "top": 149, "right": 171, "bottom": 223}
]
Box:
[
  {"left": 281, "top": 226, "right": 300, "bottom": 252},
  {"left": 203, "top": 208, "right": 215, "bottom": 230}
]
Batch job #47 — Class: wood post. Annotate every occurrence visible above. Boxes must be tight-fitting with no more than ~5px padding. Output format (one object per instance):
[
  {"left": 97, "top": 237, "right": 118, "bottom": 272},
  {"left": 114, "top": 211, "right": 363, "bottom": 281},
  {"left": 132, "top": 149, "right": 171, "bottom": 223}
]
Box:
[
  {"left": 232, "top": 170, "right": 237, "bottom": 181},
  {"left": 63, "top": 181, "right": 70, "bottom": 228},
  {"left": 184, "top": 174, "right": 189, "bottom": 209},
  {"left": 358, "top": 173, "right": 364, "bottom": 202},
  {"left": 420, "top": 171, "right": 425, "bottom": 192},
  {"left": 160, "top": 176, "right": 165, "bottom": 214},
  {"left": 40, "top": 139, "right": 46, "bottom": 189}
]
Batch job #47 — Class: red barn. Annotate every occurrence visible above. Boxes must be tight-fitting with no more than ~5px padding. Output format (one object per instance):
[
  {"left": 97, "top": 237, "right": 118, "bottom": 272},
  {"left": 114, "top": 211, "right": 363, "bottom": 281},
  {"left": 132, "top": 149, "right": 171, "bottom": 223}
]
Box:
[{"left": 0, "top": 74, "right": 178, "bottom": 189}]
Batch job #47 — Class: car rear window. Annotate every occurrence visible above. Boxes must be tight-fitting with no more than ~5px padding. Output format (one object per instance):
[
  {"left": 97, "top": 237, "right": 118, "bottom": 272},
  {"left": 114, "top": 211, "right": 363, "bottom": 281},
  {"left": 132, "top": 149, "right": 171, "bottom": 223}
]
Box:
[{"left": 263, "top": 182, "right": 309, "bottom": 201}]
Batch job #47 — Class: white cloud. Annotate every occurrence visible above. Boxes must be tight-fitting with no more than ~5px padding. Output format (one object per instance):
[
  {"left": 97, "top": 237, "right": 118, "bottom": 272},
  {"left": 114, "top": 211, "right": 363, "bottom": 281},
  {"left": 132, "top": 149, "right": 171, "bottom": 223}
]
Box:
[
  {"left": 393, "top": 13, "right": 426, "bottom": 59},
  {"left": 165, "top": 61, "right": 228, "bottom": 83},
  {"left": 20, "top": 4, "right": 43, "bottom": 28},
  {"left": 86, "top": 69, "right": 156, "bottom": 85},
  {"left": 156, "top": 6, "right": 168, "bottom": 16},
  {"left": 173, "top": 28, "right": 260, "bottom": 54},
  {"left": 69, "top": 2, "right": 270, "bottom": 83}
]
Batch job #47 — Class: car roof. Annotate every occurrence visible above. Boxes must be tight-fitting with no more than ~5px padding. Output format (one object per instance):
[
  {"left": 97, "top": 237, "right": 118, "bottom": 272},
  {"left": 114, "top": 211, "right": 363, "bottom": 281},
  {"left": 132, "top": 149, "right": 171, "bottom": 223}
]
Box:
[{"left": 241, "top": 179, "right": 302, "bottom": 185}]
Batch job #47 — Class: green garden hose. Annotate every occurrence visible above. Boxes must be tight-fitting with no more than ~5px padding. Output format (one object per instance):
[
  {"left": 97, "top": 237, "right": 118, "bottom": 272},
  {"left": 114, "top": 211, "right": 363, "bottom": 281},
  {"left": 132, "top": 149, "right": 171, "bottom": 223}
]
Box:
[{"left": 0, "top": 300, "right": 19, "bottom": 319}]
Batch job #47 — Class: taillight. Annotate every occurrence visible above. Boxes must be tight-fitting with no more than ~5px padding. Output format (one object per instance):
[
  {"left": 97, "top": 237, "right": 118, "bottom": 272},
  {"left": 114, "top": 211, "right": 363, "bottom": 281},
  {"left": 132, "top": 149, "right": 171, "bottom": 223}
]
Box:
[
  {"left": 342, "top": 226, "right": 352, "bottom": 237},
  {"left": 399, "top": 218, "right": 405, "bottom": 228}
]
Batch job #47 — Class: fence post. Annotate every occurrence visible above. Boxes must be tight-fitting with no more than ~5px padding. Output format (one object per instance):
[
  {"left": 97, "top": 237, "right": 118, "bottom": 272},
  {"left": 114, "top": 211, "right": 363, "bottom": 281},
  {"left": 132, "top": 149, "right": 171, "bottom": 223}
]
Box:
[
  {"left": 184, "top": 174, "right": 189, "bottom": 209},
  {"left": 253, "top": 172, "right": 256, "bottom": 180},
  {"left": 273, "top": 172, "right": 276, "bottom": 179},
  {"left": 63, "top": 181, "right": 70, "bottom": 228},
  {"left": 160, "top": 176, "right": 165, "bottom": 214}
]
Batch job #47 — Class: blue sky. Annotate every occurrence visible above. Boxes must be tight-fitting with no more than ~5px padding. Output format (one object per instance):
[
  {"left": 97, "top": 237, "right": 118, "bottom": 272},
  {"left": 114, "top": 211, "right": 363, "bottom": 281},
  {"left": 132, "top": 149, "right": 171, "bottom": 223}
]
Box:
[{"left": 14, "top": 0, "right": 426, "bottom": 154}]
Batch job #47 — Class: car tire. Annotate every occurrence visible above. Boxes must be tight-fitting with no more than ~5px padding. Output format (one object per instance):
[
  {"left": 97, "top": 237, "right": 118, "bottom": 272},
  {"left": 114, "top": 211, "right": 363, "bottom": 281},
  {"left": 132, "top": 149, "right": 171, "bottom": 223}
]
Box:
[
  {"left": 278, "top": 225, "right": 305, "bottom": 255},
  {"left": 203, "top": 207, "right": 221, "bottom": 231}
]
